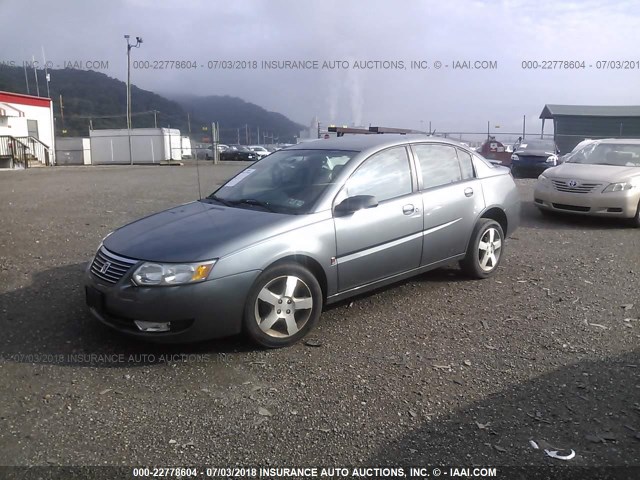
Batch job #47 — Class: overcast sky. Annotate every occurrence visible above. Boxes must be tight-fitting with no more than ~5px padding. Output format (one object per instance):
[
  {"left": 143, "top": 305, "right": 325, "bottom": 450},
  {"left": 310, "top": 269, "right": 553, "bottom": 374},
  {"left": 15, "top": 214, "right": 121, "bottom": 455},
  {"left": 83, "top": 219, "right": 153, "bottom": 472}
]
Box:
[{"left": 2, "top": 0, "right": 639, "bottom": 138}]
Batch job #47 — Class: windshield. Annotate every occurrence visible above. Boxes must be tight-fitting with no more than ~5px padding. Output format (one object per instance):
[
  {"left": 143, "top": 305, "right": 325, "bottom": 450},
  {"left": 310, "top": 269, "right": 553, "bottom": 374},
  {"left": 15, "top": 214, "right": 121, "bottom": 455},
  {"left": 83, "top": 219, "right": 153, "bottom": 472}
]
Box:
[
  {"left": 517, "top": 139, "right": 556, "bottom": 151},
  {"left": 566, "top": 143, "right": 640, "bottom": 166},
  {"left": 207, "top": 149, "right": 357, "bottom": 214}
]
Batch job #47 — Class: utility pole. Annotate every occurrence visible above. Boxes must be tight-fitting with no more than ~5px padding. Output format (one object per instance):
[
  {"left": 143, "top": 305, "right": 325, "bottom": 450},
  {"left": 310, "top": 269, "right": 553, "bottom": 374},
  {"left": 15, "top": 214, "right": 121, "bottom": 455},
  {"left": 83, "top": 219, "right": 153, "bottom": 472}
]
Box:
[
  {"left": 125, "top": 34, "right": 143, "bottom": 165},
  {"left": 237, "top": 128, "right": 240, "bottom": 145},
  {"left": 23, "top": 63, "right": 30, "bottom": 94},
  {"left": 317, "top": 122, "right": 321, "bottom": 139},
  {"left": 212, "top": 122, "right": 221, "bottom": 164},
  {"left": 59, "top": 94, "right": 65, "bottom": 130},
  {"left": 153, "top": 110, "right": 158, "bottom": 128},
  {"left": 187, "top": 113, "right": 191, "bottom": 134},
  {"left": 522, "top": 115, "right": 526, "bottom": 139},
  {"left": 245, "top": 124, "right": 248, "bottom": 145},
  {"left": 41, "top": 47, "right": 51, "bottom": 99},
  {"left": 32, "top": 56, "right": 40, "bottom": 96}
]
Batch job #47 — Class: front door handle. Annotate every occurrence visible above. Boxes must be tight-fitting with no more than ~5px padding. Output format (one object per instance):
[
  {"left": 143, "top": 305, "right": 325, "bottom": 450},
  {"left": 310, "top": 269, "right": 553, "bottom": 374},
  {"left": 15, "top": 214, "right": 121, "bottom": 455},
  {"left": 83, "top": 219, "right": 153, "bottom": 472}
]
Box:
[
  {"left": 402, "top": 204, "right": 416, "bottom": 215},
  {"left": 464, "top": 187, "right": 474, "bottom": 197}
]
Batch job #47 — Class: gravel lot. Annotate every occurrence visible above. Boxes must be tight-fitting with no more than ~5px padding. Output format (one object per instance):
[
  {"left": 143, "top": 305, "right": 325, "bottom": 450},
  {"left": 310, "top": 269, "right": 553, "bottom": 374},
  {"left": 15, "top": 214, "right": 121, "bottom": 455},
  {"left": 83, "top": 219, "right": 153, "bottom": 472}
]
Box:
[{"left": 0, "top": 164, "right": 638, "bottom": 471}]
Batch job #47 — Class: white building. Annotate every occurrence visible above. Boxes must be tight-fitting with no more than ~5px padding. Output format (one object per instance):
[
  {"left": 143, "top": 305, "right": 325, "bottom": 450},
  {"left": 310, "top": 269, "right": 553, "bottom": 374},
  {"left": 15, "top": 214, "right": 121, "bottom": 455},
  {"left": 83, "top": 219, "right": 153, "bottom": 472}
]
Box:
[
  {"left": 89, "top": 128, "right": 183, "bottom": 164},
  {"left": 0, "top": 91, "right": 55, "bottom": 168}
]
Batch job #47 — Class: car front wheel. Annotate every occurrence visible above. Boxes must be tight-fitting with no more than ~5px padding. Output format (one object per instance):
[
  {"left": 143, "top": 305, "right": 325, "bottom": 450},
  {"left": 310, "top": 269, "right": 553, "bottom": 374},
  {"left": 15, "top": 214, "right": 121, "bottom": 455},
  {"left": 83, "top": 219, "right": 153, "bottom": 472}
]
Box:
[
  {"left": 631, "top": 200, "right": 640, "bottom": 228},
  {"left": 460, "top": 219, "right": 504, "bottom": 279},
  {"left": 243, "top": 263, "right": 323, "bottom": 348}
]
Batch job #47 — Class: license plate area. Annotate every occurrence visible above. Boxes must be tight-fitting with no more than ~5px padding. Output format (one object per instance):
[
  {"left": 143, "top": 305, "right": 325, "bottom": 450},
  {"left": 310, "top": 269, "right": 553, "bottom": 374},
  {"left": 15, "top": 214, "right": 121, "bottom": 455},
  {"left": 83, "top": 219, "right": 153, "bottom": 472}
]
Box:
[{"left": 85, "top": 286, "right": 105, "bottom": 310}]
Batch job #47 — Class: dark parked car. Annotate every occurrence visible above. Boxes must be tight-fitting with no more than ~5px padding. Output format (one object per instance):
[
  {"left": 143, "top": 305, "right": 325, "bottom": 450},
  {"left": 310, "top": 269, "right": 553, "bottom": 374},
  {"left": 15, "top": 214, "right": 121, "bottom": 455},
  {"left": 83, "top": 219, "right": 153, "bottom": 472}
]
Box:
[
  {"left": 85, "top": 135, "right": 520, "bottom": 348},
  {"left": 220, "top": 145, "right": 258, "bottom": 161},
  {"left": 510, "top": 138, "right": 560, "bottom": 177}
]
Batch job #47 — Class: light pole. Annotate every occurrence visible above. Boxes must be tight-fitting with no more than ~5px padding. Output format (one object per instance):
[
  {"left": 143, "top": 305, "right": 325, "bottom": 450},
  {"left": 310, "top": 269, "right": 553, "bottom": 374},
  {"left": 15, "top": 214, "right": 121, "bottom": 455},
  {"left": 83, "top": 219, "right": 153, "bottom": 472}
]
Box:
[{"left": 125, "top": 34, "right": 143, "bottom": 165}]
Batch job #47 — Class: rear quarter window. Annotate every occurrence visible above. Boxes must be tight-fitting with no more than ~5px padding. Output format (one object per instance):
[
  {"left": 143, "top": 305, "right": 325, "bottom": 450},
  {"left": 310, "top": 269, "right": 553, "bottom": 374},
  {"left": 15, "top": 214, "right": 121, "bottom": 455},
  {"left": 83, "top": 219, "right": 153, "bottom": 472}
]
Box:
[{"left": 472, "top": 154, "right": 497, "bottom": 177}]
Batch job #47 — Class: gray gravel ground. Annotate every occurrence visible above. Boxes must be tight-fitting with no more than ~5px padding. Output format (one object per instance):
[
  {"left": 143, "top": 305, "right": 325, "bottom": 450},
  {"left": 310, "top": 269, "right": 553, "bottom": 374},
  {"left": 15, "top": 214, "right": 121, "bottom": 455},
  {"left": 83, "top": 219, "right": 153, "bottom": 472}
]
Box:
[{"left": 0, "top": 164, "right": 638, "bottom": 470}]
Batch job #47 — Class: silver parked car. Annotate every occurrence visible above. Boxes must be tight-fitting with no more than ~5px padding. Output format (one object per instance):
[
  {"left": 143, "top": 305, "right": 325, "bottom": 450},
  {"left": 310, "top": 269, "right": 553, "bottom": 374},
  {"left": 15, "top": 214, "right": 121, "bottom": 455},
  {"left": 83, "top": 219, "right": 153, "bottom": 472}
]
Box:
[
  {"left": 85, "top": 135, "right": 520, "bottom": 347},
  {"left": 534, "top": 139, "right": 640, "bottom": 226}
]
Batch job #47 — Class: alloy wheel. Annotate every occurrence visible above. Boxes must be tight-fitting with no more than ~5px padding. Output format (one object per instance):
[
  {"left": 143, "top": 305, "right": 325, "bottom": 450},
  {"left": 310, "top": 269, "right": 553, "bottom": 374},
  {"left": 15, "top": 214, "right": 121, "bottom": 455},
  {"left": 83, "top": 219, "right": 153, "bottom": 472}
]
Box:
[
  {"left": 254, "top": 275, "right": 313, "bottom": 338},
  {"left": 477, "top": 227, "right": 502, "bottom": 272}
]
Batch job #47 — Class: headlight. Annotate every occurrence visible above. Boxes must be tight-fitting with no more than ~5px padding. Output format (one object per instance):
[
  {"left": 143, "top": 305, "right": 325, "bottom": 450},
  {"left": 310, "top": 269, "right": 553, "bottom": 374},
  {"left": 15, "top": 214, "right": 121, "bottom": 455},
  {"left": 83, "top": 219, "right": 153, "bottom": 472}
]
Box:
[
  {"left": 537, "top": 173, "right": 551, "bottom": 186},
  {"left": 132, "top": 260, "right": 217, "bottom": 286},
  {"left": 545, "top": 155, "right": 558, "bottom": 165},
  {"left": 602, "top": 179, "right": 639, "bottom": 193},
  {"left": 511, "top": 154, "right": 519, "bottom": 161}
]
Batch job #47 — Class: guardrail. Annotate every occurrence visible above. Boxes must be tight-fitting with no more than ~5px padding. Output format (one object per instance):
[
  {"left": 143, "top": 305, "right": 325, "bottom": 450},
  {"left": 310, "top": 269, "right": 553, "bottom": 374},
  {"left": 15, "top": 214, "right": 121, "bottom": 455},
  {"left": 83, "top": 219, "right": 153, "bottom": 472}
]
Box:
[{"left": 0, "top": 136, "right": 29, "bottom": 168}]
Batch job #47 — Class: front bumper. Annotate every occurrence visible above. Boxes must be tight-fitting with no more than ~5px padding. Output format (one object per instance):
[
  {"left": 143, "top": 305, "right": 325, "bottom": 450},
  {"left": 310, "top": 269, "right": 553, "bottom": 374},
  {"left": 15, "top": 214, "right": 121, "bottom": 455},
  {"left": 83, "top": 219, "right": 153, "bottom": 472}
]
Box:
[
  {"left": 534, "top": 181, "right": 640, "bottom": 218},
  {"left": 511, "top": 160, "right": 552, "bottom": 176},
  {"left": 84, "top": 262, "right": 260, "bottom": 343}
]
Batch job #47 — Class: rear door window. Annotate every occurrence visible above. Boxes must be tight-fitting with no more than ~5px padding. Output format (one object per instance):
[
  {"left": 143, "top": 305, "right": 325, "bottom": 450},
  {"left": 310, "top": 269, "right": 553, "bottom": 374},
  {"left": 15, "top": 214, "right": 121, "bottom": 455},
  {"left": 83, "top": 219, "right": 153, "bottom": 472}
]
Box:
[{"left": 412, "top": 144, "right": 462, "bottom": 189}]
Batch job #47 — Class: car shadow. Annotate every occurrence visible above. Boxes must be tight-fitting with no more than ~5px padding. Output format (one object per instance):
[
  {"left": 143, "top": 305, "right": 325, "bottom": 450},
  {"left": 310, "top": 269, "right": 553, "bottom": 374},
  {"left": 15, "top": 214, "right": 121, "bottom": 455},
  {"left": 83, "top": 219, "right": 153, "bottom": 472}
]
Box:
[
  {"left": 519, "top": 199, "right": 634, "bottom": 231},
  {"left": 0, "top": 263, "right": 255, "bottom": 368},
  {"left": 367, "top": 348, "right": 640, "bottom": 469}
]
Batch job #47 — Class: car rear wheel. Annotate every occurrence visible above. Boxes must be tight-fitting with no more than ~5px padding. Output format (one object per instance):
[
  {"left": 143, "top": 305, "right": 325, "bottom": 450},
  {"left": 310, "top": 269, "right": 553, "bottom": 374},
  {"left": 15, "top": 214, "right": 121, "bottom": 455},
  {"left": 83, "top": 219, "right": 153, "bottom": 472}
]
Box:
[
  {"left": 460, "top": 219, "right": 504, "bottom": 279},
  {"left": 243, "top": 263, "right": 323, "bottom": 348}
]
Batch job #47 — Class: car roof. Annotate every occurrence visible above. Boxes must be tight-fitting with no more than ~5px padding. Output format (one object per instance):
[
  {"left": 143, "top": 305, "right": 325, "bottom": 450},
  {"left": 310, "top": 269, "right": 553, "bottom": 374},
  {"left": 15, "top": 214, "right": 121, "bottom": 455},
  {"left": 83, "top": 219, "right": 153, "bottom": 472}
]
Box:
[
  {"left": 591, "top": 138, "right": 640, "bottom": 145},
  {"left": 286, "top": 134, "right": 471, "bottom": 152}
]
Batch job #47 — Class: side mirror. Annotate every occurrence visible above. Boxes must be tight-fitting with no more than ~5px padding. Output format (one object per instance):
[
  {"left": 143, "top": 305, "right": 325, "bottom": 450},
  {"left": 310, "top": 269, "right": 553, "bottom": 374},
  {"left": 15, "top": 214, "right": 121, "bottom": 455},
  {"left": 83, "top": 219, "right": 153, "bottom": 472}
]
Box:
[{"left": 334, "top": 195, "right": 378, "bottom": 216}]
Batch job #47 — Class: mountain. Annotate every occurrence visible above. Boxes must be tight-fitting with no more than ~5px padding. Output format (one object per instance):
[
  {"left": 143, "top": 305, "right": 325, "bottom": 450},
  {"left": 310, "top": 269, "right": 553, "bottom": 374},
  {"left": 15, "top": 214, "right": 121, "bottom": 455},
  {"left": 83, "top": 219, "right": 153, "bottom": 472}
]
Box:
[
  {"left": 0, "top": 66, "right": 190, "bottom": 135},
  {"left": 173, "top": 94, "right": 305, "bottom": 145},
  {"left": 0, "top": 65, "right": 304, "bottom": 143}
]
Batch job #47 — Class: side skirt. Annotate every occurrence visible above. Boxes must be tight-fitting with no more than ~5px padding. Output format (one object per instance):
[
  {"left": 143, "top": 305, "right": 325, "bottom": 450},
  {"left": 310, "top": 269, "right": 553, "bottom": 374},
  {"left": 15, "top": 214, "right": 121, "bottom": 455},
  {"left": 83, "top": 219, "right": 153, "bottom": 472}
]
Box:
[{"left": 325, "top": 253, "right": 466, "bottom": 305}]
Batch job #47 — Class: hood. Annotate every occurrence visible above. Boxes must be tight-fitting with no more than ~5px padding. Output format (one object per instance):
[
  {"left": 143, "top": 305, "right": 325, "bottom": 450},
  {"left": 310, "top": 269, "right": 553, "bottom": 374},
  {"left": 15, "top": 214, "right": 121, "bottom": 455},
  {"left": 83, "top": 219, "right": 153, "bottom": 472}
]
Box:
[
  {"left": 544, "top": 162, "right": 640, "bottom": 183},
  {"left": 103, "top": 201, "right": 294, "bottom": 262},
  {"left": 515, "top": 148, "right": 554, "bottom": 157}
]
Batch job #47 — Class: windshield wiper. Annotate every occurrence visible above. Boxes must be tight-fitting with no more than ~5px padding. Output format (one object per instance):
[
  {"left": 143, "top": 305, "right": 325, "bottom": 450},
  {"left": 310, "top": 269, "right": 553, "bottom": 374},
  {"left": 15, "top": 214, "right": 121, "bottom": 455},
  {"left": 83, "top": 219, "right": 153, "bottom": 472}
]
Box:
[
  {"left": 231, "top": 198, "right": 277, "bottom": 212},
  {"left": 205, "top": 195, "right": 234, "bottom": 207}
]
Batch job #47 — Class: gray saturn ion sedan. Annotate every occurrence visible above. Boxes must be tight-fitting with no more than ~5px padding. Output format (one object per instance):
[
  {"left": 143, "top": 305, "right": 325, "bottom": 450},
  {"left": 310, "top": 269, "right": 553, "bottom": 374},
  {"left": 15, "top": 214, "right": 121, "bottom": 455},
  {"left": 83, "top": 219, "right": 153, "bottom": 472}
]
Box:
[{"left": 85, "top": 135, "right": 520, "bottom": 348}]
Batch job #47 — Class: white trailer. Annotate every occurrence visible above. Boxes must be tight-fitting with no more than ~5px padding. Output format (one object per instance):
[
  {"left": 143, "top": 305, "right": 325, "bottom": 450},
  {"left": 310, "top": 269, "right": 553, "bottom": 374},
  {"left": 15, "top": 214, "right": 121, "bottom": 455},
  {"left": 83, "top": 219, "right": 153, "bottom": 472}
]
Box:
[
  {"left": 89, "top": 128, "right": 182, "bottom": 164},
  {"left": 55, "top": 137, "right": 92, "bottom": 165},
  {"left": 180, "top": 136, "right": 192, "bottom": 159}
]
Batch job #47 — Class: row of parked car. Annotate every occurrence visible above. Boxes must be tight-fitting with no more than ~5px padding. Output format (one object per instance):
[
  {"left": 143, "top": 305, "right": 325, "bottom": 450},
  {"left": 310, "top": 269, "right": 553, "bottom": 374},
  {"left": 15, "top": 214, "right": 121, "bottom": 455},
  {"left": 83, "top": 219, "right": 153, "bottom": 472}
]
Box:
[
  {"left": 488, "top": 136, "right": 640, "bottom": 225},
  {"left": 201, "top": 144, "right": 283, "bottom": 162},
  {"left": 531, "top": 138, "right": 640, "bottom": 226}
]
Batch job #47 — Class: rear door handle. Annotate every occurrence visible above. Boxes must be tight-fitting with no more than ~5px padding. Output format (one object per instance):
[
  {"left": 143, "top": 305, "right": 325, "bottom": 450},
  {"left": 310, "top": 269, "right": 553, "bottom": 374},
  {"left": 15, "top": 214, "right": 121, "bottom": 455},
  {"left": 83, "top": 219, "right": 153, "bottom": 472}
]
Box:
[
  {"left": 464, "top": 187, "right": 474, "bottom": 197},
  {"left": 402, "top": 204, "right": 416, "bottom": 215}
]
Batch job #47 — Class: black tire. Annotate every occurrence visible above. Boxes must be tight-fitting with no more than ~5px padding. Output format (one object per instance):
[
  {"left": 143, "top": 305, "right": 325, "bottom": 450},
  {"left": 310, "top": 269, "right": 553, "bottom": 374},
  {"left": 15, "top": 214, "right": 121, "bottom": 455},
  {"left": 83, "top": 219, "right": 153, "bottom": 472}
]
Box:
[
  {"left": 630, "top": 200, "right": 640, "bottom": 228},
  {"left": 243, "top": 262, "right": 323, "bottom": 348},
  {"left": 460, "top": 219, "right": 505, "bottom": 279}
]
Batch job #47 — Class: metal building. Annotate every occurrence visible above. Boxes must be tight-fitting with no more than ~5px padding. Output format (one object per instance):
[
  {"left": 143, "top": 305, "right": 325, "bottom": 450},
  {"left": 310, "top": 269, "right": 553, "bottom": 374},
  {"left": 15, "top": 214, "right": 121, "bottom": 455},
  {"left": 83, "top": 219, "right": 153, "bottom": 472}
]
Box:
[{"left": 540, "top": 104, "right": 640, "bottom": 154}]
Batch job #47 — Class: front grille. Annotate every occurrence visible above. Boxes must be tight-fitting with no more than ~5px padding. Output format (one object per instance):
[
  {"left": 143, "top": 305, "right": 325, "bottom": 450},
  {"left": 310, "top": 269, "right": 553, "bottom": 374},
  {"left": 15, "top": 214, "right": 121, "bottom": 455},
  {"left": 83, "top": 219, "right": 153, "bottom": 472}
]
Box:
[
  {"left": 90, "top": 247, "right": 138, "bottom": 284},
  {"left": 518, "top": 155, "right": 547, "bottom": 163},
  {"left": 552, "top": 203, "right": 591, "bottom": 212},
  {"left": 552, "top": 180, "right": 601, "bottom": 194}
]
